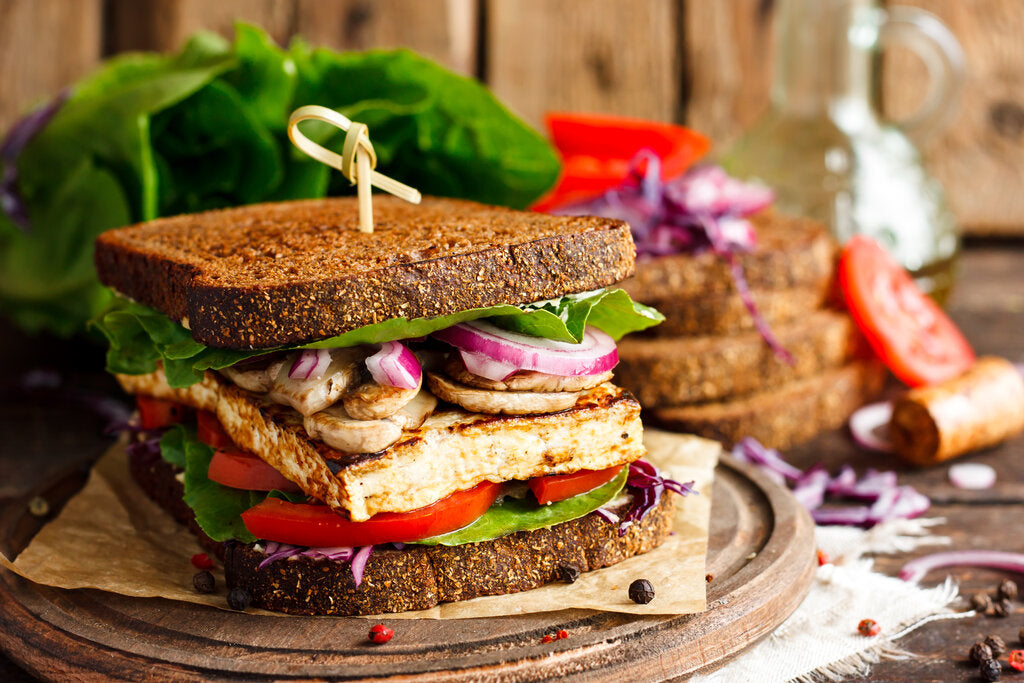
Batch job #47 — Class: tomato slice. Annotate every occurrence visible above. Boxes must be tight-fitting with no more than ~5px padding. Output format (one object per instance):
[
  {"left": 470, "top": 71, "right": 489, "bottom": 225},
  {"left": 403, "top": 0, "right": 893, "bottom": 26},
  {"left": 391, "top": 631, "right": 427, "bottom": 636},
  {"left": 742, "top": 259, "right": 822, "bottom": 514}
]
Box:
[
  {"left": 528, "top": 465, "right": 624, "bottom": 505},
  {"left": 207, "top": 449, "right": 302, "bottom": 493},
  {"left": 532, "top": 112, "right": 710, "bottom": 212},
  {"left": 196, "top": 411, "right": 235, "bottom": 450},
  {"left": 839, "top": 235, "right": 975, "bottom": 387},
  {"left": 241, "top": 481, "right": 502, "bottom": 547},
  {"left": 136, "top": 394, "right": 191, "bottom": 430}
]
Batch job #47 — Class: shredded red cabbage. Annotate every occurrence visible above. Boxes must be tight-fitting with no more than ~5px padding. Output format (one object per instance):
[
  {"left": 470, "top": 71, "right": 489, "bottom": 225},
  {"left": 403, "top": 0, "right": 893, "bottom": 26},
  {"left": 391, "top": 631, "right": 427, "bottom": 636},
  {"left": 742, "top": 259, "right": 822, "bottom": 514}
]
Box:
[
  {"left": 1, "top": 90, "right": 67, "bottom": 231},
  {"left": 613, "top": 459, "right": 696, "bottom": 536},
  {"left": 258, "top": 541, "right": 374, "bottom": 587},
  {"left": 555, "top": 161, "right": 791, "bottom": 362},
  {"left": 733, "top": 437, "right": 930, "bottom": 527}
]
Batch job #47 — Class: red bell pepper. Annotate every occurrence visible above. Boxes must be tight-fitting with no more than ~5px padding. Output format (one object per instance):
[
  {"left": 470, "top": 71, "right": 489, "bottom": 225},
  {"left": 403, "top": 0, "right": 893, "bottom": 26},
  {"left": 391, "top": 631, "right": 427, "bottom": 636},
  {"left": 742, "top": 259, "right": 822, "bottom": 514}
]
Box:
[{"left": 532, "top": 112, "right": 710, "bottom": 212}]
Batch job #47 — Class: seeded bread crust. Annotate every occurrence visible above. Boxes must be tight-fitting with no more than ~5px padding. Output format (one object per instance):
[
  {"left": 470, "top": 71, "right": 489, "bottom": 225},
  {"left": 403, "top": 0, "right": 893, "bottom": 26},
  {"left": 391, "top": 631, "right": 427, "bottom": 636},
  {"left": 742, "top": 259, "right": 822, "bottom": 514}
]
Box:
[
  {"left": 614, "top": 310, "right": 861, "bottom": 406},
  {"left": 650, "top": 360, "right": 888, "bottom": 449},
  {"left": 129, "top": 446, "right": 674, "bottom": 616},
  {"left": 620, "top": 212, "right": 836, "bottom": 302},
  {"left": 94, "top": 196, "right": 635, "bottom": 349}
]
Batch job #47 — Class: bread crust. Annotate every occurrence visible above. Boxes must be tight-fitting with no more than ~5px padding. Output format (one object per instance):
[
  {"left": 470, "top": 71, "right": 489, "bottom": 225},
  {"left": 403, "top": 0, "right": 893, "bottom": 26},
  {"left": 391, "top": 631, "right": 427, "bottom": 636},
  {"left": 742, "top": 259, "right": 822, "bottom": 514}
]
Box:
[
  {"left": 128, "top": 444, "right": 674, "bottom": 616},
  {"left": 94, "top": 196, "right": 635, "bottom": 349},
  {"left": 641, "top": 281, "right": 832, "bottom": 338},
  {"left": 620, "top": 212, "right": 836, "bottom": 302},
  {"left": 651, "top": 360, "right": 887, "bottom": 449},
  {"left": 614, "top": 310, "right": 860, "bottom": 406}
]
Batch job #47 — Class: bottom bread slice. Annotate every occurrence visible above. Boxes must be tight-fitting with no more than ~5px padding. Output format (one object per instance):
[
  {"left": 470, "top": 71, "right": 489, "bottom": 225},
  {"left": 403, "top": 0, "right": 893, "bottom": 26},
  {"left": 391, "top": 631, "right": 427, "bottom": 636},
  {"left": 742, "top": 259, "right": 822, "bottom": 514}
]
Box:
[
  {"left": 650, "top": 360, "right": 887, "bottom": 450},
  {"left": 128, "top": 447, "right": 675, "bottom": 616}
]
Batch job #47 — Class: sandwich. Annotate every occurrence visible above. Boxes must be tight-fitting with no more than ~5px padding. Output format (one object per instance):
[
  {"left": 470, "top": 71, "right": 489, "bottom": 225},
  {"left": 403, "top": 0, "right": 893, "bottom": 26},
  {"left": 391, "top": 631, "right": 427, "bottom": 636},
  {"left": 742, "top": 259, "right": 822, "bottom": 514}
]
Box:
[{"left": 92, "top": 194, "right": 695, "bottom": 616}]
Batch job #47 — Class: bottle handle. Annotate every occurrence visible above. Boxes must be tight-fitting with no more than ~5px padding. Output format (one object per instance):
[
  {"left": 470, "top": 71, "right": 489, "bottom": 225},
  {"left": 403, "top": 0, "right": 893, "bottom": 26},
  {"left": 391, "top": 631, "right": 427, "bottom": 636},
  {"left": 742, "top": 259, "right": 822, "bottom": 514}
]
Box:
[{"left": 872, "top": 6, "right": 966, "bottom": 143}]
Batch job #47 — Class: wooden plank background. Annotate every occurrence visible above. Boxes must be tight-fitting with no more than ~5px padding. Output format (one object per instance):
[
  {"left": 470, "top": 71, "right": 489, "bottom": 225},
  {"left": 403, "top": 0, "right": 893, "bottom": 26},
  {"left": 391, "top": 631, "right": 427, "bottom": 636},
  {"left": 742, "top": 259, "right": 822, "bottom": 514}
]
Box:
[{"left": 0, "top": 0, "right": 1021, "bottom": 235}]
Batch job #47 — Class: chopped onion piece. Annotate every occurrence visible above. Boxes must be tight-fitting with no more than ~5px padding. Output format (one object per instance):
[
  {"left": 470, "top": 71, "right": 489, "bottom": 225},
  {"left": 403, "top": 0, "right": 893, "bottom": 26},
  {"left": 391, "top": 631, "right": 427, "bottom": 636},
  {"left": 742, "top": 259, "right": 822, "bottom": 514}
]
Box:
[
  {"left": 731, "top": 437, "right": 803, "bottom": 483},
  {"left": 792, "top": 467, "right": 829, "bottom": 511},
  {"left": 351, "top": 545, "right": 374, "bottom": 587},
  {"left": 849, "top": 401, "right": 895, "bottom": 453},
  {"left": 948, "top": 463, "right": 996, "bottom": 490},
  {"left": 365, "top": 341, "right": 421, "bottom": 390},
  {"left": 289, "top": 349, "right": 330, "bottom": 380},
  {"left": 733, "top": 436, "right": 930, "bottom": 528},
  {"left": 433, "top": 322, "right": 618, "bottom": 381},
  {"left": 900, "top": 550, "right": 1024, "bottom": 583}
]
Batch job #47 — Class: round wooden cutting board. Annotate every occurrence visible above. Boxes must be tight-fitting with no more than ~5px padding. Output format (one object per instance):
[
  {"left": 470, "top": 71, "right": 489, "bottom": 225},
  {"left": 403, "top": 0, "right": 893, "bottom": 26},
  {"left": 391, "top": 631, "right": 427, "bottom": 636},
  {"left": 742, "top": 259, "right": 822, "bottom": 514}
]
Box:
[{"left": 0, "top": 456, "right": 815, "bottom": 681}]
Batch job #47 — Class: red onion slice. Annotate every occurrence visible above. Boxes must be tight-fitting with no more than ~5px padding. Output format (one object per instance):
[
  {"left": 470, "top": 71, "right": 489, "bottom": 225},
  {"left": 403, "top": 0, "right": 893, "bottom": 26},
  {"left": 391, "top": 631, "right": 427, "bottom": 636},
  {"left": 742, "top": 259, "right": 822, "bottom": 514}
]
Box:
[
  {"left": 594, "top": 508, "right": 621, "bottom": 524},
  {"left": 433, "top": 322, "right": 618, "bottom": 381},
  {"left": 948, "top": 463, "right": 996, "bottom": 490},
  {"left": 351, "top": 545, "right": 374, "bottom": 587},
  {"left": 289, "top": 349, "right": 330, "bottom": 380},
  {"left": 900, "top": 550, "right": 1024, "bottom": 583},
  {"left": 365, "top": 341, "right": 421, "bottom": 390},
  {"left": 849, "top": 401, "right": 894, "bottom": 453}
]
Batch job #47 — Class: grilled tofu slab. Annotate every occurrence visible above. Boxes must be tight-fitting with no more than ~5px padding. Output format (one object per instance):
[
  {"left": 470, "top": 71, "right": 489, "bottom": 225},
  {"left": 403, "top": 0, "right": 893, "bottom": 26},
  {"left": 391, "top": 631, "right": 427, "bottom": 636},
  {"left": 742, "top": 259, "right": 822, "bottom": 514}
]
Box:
[{"left": 117, "top": 368, "right": 645, "bottom": 521}]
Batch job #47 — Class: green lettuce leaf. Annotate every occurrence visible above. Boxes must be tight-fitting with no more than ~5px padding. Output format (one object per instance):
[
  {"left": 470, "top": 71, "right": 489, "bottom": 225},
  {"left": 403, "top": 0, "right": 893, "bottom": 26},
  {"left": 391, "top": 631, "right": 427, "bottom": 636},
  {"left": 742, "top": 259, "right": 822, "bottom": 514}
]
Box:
[
  {"left": 2, "top": 24, "right": 561, "bottom": 339},
  {"left": 92, "top": 289, "right": 663, "bottom": 388},
  {"left": 416, "top": 468, "right": 627, "bottom": 546},
  {"left": 161, "top": 425, "right": 304, "bottom": 543}
]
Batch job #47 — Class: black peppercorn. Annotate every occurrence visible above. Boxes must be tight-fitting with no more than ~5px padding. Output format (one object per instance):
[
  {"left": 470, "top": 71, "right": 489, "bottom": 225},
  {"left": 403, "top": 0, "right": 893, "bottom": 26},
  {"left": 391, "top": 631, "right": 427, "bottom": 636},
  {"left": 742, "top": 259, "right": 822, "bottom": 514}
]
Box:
[
  {"left": 971, "top": 641, "right": 994, "bottom": 664},
  {"left": 999, "top": 579, "right": 1019, "bottom": 601},
  {"left": 557, "top": 564, "right": 580, "bottom": 584},
  {"left": 192, "top": 571, "right": 215, "bottom": 594},
  {"left": 972, "top": 592, "right": 994, "bottom": 613},
  {"left": 981, "top": 657, "right": 1002, "bottom": 682},
  {"left": 994, "top": 598, "right": 1013, "bottom": 618},
  {"left": 227, "top": 587, "right": 252, "bottom": 611},
  {"left": 628, "top": 578, "right": 655, "bottom": 604},
  {"left": 986, "top": 635, "right": 1007, "bottom": 657}
]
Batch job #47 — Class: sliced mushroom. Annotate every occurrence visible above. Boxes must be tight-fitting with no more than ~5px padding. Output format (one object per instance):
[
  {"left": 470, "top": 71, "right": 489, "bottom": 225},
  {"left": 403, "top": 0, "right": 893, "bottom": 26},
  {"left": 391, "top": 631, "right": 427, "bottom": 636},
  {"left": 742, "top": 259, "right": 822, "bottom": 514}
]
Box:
[
  {"left": 444, "top": 355, "right": 613, "bottom": 392},
  {"left": 305, "top": 389, "right": 438, "bottom": 454},
  {"left": 426, "top": 372, "right": 581, "bottom": 415},
  {"left": 221, "top": 355, "right": 286, "bottom": 393},
  {"left": 342, "top": 377, "right": 421, "bottom": 420},
  {"left": 269, "top": 347, "right": 367, "bottom": 416}
]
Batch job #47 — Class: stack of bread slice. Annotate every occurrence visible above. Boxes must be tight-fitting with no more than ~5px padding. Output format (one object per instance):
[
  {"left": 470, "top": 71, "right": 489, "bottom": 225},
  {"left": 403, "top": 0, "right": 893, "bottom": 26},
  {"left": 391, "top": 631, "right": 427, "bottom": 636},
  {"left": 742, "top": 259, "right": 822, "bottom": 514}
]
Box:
[{"left": 614, "top": 212, "right": 887, "bottom": 449}]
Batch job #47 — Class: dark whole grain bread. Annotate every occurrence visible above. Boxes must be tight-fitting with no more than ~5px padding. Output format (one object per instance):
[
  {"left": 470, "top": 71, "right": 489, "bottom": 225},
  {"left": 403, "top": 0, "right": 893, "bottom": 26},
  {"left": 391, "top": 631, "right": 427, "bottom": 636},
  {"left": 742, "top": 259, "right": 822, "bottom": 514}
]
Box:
[
  {"left": 650, "top": 359, "right": 888, "bottom": 450},
  {"left": 94, "top": 196, "right": 635, "bottom": 349},
  {"left": 614, "top": 310, "right": 861, "bottom": 406},
  {"left": 129, "top": 446, "right": 674, "bottom": 616},
  {"left": 642, "top": 280, "right": 833, "bottom": 338},
  {"left": 620, "top": 212, "right": 836, "bottom": 303}
]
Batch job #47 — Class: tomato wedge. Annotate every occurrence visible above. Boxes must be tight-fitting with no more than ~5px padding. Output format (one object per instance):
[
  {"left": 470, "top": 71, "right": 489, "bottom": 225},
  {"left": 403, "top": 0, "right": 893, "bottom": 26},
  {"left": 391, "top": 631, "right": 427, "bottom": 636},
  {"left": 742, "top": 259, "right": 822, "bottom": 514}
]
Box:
[
  {"left": 532, "top": 112, "right": 710, "bottom": 212},
  {"left": 528, "top": 465, "right": 624, "bottom": 505},
  {"left": 241, "top": 481, "right": 502, "bottom": 547},
  {"left": 207, "top": 449, "right": 302, "bottom": 493},
  {"left": 197, "top": 411, "right": 235, "bottom": 450},
  {"left": 136, "top": 395, "right": 191, "bottom": 430},
  {"left": 839, "top": 235, "right": 975, "bottom": 387}
]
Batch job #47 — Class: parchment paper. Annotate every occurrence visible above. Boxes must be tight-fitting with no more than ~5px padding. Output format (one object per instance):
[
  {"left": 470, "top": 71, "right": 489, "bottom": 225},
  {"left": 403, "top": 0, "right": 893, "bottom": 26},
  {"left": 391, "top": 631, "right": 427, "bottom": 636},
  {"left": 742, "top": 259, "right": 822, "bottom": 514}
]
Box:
[{"left": 1, "top": 429, "right": 718, "bottom": 619}]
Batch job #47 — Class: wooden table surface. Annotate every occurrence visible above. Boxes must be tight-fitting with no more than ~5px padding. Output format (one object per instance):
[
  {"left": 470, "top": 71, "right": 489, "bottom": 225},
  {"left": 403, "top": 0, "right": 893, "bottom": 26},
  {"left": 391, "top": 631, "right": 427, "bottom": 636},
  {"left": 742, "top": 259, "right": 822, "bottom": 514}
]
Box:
[{"left": 1, "top": 243, "right": 1022, "bottom": 682}]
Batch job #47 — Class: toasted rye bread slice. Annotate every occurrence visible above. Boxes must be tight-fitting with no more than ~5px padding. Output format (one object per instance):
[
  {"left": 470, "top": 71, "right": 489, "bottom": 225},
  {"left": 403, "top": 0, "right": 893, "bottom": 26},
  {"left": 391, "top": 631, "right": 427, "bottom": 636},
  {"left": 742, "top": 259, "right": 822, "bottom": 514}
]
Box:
[
  {"left": 614, "top": 310, "right": 860, "bottom": 406},
  {"left": 115, "top": 368, "right": 645, "bottom": 522},
  {"left": 650, "top": 360, "right": 887, "bottom": 450},
  {"left": 642, "top": 280, "right": 833, "bottom": 338},
  {"left": 94, "top": 196, "right": 635, "bottom": 349},
  {"left": 128, "top": 446, "right": 675, "bottom": 616},
  {"left": 621, "top": 212, "right": 836, "bottom": 302}
]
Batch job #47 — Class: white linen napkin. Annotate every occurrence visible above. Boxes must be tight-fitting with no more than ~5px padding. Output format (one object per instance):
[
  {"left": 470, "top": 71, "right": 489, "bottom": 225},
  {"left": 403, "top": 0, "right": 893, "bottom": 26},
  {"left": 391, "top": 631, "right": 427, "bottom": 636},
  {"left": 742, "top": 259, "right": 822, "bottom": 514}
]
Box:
[{"left": 693, "top": 518, "right": 963, "bottom": 682}]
